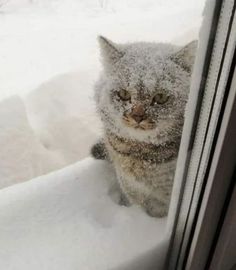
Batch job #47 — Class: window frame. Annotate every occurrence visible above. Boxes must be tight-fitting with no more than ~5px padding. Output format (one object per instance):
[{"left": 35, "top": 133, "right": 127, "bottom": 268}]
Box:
[{"left": 165, "top": 0, "right": 236, "bottom": 268}]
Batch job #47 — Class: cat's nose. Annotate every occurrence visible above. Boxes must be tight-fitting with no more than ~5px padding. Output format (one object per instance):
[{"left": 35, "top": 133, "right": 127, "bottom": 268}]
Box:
[
  {"left": 131, "top": 104, "right": 146, "bottom": 123},
  {"left": 132, "top": 115, "right": 145, "bottom": 123}
]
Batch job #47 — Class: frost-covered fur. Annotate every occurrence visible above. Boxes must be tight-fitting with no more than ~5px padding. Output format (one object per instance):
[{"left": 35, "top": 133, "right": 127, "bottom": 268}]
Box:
[{"left": 93, "top": 36, "right": 196, "bottom": 217}]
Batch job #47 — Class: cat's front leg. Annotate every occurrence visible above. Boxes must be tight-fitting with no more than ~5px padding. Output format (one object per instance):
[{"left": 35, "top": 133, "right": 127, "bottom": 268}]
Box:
[
  {"left": 108, "top": 178, "right": 131, "bottom": 207},
  {"left": 119, "top": 192, "right": 131, "bottom": 206}
]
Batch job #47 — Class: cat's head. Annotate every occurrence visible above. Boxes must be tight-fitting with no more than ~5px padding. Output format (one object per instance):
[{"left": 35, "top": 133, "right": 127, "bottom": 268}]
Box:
[{"left": 95, "top": 36, "right": 197, "bottom": 143}]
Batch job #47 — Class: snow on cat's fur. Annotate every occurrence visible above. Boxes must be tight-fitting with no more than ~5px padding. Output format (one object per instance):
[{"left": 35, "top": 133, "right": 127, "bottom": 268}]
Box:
[{"left": 92, "top": 36, "right": 197, "bottom": 217}]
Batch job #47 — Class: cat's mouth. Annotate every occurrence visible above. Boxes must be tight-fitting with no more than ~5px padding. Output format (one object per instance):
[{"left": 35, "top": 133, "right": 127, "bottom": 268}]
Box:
[{"left": 122, "top": 115, "right": 156, "bottom": 130}]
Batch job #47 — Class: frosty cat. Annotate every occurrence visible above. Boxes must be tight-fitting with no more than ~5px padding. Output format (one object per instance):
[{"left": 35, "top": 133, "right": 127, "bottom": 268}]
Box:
[{"left": 92, "top": 36, "right": 196, "bottom": 217}]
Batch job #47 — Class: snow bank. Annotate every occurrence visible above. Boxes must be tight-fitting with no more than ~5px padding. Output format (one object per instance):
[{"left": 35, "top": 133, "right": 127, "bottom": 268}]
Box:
[
  {"left": 25, "top": 70, "right": 102, "bottom": 164},
  {"left": 0, "top": 158, "right": 167, "bottom": 270},
  {"left": 0, "top": 96, "right": 65, "bottom": 189}
]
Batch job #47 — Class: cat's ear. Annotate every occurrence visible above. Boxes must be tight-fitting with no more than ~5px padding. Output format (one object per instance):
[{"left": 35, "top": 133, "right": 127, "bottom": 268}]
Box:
[
  {"left": 171, "top": 40, "right": 198, "bottom": 73},
  {"left": 98, "top": 36, "right": 124, "bottom": 67}
]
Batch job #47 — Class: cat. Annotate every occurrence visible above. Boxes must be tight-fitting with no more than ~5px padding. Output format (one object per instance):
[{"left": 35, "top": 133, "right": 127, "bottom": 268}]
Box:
[{"left": 91, "top": 36, "right": 197, "bottom": 217}]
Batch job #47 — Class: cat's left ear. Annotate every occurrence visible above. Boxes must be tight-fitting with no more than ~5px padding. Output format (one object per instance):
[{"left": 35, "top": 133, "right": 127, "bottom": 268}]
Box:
[
  {"left": 171, "top": 40, "right": 198, "bottom": 73},
  {"left": 98, "top": 36, "right": 124, "bottom": 68}
]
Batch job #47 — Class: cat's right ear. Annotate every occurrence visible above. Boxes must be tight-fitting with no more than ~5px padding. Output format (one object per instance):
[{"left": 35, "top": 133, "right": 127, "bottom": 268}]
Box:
[{"left": 98, "top": 36, "right": 124, "bottom": 68}]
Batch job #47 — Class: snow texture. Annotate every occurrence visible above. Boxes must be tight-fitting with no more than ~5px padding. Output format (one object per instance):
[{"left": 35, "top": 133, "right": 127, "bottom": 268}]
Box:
[
  {"left": 0, "top": 0, "right": 205, "bottom": 269},
  {"left": 0, "top": 96, "right": 64, "bottom": 189},
  {"left": 0, "top": 158, "right": 167, "bottom": 270}
]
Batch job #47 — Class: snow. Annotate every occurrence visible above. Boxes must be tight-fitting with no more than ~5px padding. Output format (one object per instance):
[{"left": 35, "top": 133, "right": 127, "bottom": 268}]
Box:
[
  {"left": 0, "top": 158, "right": 167, "bottom": 270},
  {"left": 0, "top": 0, "right": 206, "bottom": 269},
  {"left": 0, "top": 96, "right": 65, "bottom": 189},
  {"left": 25, "top": 70, "right": 101, "bottom": 164}
]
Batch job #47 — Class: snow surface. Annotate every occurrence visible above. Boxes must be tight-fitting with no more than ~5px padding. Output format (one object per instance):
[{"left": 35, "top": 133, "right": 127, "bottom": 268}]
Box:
[
  {"left": 0, "top": 96, "right": 65, "bottom": 189},
  {"left": 0, "top": 158, "right": 167, "bottom": 270},
  {"left": 0, "top": 0, "right": 206, "bottom": 269}
]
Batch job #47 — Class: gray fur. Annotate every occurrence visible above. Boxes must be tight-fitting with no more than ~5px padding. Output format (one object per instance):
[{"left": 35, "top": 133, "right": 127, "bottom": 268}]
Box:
[
  {"left": 91, "top": 140, "right": 107, "bottom": 160},
  {"left": 93, "top": 36, "right": 197, "bottom": 217}
]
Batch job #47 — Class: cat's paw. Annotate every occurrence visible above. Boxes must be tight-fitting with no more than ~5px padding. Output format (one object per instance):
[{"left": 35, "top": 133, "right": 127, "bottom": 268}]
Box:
[
  {"left": 144, "top": 199, "right": 168, "bottom": 218},
  {"left": 91, "top": 140, "right": 107, "bottom": 160},
  {"left": 146, "top": 207, "right": 168, "bottom": 218}
]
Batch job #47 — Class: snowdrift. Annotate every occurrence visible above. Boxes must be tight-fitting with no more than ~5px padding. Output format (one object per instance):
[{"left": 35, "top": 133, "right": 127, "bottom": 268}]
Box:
[
  {"left": 0, "top": 158, "right": 167, "bottom": 270},
  {"left": 0, "top": 96, "right": 65, "bottom": 189}
]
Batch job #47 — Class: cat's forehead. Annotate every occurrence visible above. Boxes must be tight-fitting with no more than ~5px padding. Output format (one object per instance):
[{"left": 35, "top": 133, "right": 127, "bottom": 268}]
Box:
[
  {"left": 123, "top": 43, "right": 174, "bottom": 67},
  {"left": 114, "top": 50, "right": 176, "bottom": 92},
  {"left": 121, "top": 46, "right": 167, "bottom": 69}
]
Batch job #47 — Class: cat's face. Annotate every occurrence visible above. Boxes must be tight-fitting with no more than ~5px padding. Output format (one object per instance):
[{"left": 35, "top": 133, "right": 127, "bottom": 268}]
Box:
[{"left": 96, "top": 36, "right": 196, "bottom": 142}]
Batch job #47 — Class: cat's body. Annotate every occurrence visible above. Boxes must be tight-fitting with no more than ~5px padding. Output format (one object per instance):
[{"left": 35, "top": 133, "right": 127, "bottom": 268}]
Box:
[{"left": 92, "top": 36, "right": 196, "bottom": 217}]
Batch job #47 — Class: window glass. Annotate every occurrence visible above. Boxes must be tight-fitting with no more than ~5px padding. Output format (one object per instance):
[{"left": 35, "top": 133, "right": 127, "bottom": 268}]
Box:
[{"left": 0, "top": 1, "right": 207, "bottom": 269}]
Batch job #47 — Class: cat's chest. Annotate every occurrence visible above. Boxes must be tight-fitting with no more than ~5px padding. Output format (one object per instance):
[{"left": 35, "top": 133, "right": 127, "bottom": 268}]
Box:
[
  {"left": 106, "top": 133, "right": 179, "bottom": 162},
  {"left": 105, "top": 134, "right": 177, "bottom": 180}
]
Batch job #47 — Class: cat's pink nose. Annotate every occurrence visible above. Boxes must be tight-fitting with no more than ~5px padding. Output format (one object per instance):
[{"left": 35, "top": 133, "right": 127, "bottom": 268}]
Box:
[{"left": 131, "top": 104, "right": 146, "bottom": 123}]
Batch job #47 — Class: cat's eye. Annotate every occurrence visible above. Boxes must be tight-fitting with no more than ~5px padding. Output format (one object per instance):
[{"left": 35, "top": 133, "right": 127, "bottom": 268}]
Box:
[
  {"left": 118, "top": 89, "right": 131, "bottom": 101},
  {"left": 151, "top": 92, "right": 169, "bottom": 105}
]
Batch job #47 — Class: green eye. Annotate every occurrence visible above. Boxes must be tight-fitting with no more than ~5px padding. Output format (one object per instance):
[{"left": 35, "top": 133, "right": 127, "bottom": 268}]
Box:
[
  {"left": 118, "top": 89, "right": 131, "bottom": 101},
  {"left": 151, "top": 92, "right": 169, "bottom": 105}
]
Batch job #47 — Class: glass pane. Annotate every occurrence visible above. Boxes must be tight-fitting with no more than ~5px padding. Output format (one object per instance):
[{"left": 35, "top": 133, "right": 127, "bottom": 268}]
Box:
[{"left": 0, "top": 0, "right": 207, "bottom": 269}]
